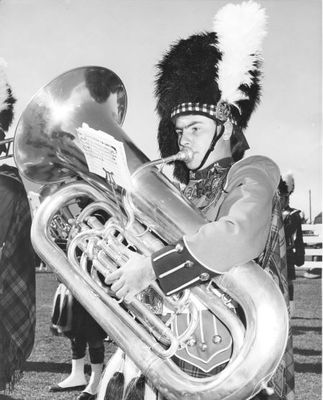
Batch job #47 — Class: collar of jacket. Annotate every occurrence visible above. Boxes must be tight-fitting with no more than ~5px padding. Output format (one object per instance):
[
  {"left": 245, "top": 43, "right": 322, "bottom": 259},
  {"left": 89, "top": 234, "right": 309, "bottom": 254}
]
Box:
[{"left": 189, "top": 157, "right": 234, "bottom": 180}]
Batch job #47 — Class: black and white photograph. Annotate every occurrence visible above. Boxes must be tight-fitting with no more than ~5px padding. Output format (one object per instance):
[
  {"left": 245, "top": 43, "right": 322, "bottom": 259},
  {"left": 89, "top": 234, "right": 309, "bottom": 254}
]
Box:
[{"left": 0, "top": 1, "right": 321, "bottom": 400}]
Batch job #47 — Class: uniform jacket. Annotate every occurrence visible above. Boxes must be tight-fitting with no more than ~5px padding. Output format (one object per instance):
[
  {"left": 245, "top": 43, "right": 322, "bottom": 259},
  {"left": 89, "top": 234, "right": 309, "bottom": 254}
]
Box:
[
  {"left": 282, "top": 206, "right": 305, "bottom": 280},
  {"left": 152, "top": 155, "right": 280, "bottom": 294}
]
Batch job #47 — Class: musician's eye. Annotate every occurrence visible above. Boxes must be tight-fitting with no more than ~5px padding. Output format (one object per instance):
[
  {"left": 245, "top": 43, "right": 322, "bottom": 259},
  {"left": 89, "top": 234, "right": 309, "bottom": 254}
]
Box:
[{"left": 175, "top": 130, "right": 182, "bottom": 138}]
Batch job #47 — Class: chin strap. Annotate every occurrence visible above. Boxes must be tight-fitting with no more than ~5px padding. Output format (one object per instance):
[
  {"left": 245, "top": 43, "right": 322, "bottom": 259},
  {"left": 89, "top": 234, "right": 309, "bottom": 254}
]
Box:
[{"left": 192, "top": 123, "right": 224, "bottom": 171}]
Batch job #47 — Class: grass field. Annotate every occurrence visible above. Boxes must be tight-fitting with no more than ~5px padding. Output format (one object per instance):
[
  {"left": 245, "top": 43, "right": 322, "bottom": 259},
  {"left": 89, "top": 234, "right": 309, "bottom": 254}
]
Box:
[{"left": 0, "top": 272, "right": 321, "bottom": 400}]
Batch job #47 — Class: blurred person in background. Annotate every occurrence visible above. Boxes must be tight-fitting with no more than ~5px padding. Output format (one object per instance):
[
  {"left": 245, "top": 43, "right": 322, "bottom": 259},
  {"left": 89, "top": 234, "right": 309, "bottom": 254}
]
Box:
[
  {"left": 33, "top": 181, "right": 107, "bottom": 400},
  {"left": 278, "top": 172, "right": 305, "bottom": 313}
]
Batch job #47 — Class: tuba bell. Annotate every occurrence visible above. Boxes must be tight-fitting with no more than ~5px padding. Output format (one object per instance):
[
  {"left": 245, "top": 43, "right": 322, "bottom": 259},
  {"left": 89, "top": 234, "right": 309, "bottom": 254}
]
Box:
[{"left": 14, "top": 66, "right": 289, "bottom": 400}]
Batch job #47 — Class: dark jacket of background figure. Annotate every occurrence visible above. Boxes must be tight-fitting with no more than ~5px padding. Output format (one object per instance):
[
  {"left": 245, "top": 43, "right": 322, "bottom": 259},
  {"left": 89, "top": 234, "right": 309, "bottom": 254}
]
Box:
[
  {"left": 0, "top": 164, "right": 37, "bottom": 391},
  {"left": 282, "top": 205, "right": 305, "bottom": 281}
]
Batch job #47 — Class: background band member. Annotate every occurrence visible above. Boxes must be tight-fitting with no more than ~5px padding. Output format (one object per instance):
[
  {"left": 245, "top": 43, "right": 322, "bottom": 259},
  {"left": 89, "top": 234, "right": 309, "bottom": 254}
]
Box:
[
  {"left": 0, "top": 59, "right": 36, "bottom": 392},
  {"left": 105, "top": 2, "right": 294, "bottom": 399},
  {"left": 279, "top": 172, "right": 305, "bottom": 313}
]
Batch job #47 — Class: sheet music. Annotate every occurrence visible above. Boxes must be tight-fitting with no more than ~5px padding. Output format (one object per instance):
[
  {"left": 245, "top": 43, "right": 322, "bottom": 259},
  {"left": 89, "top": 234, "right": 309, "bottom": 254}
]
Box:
[{"left": 77, "top": 123, "right": 132, "bottom": 190}]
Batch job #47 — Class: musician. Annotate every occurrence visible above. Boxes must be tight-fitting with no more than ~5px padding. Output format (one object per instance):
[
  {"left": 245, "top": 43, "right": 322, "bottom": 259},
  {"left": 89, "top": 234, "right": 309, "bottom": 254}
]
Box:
[
  {"left": 279, "top": 173, "right": 305, "bottom": 312},
  {"left": 0, "top": 61, "right": 36, "bottom": 392},
  {"left": 106, "top": 2, "right": 294, "bottom": 399}
]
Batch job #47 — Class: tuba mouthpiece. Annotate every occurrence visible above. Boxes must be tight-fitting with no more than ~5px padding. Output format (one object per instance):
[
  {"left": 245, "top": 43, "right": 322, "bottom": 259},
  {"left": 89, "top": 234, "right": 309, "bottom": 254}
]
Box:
[{"left": 176, "top": 148, "right": 193, "bottom": 162}]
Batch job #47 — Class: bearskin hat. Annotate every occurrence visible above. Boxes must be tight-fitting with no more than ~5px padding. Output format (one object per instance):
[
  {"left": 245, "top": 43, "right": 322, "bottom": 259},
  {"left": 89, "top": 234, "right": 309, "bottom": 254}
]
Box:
[
  {"left": 155, "top": 1, "right": 267, "bottom": 183},
  {"left": 279, "top": 172, "right": 295, "bottom": 196},
  {"left": 0, "top": 59, "right": 16, "bottom": 155}
]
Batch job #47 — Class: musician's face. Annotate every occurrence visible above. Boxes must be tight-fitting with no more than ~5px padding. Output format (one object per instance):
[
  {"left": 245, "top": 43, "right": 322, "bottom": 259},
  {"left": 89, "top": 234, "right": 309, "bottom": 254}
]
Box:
[
  {"left": 280, "top": 194, "right": 289, "bottom": 210},
  {"left": 175, "top": 114, "right": 218, "bottom": 170}
]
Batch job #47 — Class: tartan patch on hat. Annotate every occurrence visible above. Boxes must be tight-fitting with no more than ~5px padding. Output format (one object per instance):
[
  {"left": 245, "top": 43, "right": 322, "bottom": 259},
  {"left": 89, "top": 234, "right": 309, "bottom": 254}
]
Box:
[{"left": 171, "top": 103, "right": 217, "bottom": 119}]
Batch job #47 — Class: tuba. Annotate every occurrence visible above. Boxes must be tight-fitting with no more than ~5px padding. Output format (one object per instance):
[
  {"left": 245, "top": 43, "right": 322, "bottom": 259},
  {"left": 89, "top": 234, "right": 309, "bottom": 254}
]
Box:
[{"left": 14, "top": 66, "right": 288, "bottom": 400}]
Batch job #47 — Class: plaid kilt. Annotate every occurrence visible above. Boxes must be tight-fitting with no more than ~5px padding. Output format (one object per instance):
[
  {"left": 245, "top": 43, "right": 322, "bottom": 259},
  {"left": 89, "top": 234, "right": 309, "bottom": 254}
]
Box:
[
  {"left": 172, "top": 355, "right": 227, "bottom": 377},
  {"left": 256, "top": 193, "right": 295, "bottom": 400},
  {"left": 0, "top": 170, "right": 36, "bottom": 391}
]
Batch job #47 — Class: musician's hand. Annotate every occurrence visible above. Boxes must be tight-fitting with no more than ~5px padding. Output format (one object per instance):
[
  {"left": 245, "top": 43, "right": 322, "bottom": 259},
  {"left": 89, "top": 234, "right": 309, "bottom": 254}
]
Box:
[{"left": 105, "top": 252, "right": 156, "bottom": 302}]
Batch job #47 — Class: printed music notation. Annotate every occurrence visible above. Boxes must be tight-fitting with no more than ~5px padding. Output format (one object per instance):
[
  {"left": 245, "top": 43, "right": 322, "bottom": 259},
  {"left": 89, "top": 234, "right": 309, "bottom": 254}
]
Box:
[{"left": 76, "top": 123, "right": 132, "bottom": 190}]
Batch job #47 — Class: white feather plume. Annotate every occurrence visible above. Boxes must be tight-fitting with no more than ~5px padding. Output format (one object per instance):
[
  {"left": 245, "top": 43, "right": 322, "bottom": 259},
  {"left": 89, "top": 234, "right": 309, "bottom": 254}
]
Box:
[
  {"left": 213, "top": 1, "right": 267, "bottom": 110},
  {"left": 282, "top": 171, "right": 295, "bottom": 194},
  {"left": 0, "top": 58, "right": 10, "bottom": 114}
]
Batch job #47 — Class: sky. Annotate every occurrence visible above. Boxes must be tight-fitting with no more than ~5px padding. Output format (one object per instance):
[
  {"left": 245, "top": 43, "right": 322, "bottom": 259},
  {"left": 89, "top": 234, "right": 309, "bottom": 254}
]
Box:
[{"left": 0, "top": 0, "right": 321, "bottom": 220}]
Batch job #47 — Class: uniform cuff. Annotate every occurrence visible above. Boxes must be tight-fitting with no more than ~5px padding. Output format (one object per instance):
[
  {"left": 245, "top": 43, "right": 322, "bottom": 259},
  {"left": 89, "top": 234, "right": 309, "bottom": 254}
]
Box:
[{"left": 151, "top": 239, "right": 215, "bottom": 296}]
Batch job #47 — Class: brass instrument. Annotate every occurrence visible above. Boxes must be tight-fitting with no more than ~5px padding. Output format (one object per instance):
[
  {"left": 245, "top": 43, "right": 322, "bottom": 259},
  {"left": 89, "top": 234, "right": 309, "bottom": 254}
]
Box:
[{"left": 14, "top": 66, "right": 289, "bottom": 400}]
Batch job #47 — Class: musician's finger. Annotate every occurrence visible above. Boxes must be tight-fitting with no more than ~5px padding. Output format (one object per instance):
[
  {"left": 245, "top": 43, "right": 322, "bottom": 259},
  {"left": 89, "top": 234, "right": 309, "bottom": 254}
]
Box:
[
  {"left": 105, "top": 268, "right": 122, "bottom": 284},
  {"left": 111, "top": 278, "right": 125, "bottom": 292},
  {"left": 116, "top": 286, "right": 128, "bottom": 300},
  {"left": 124, "top": 291, "right": 135, "bottom": 304}
]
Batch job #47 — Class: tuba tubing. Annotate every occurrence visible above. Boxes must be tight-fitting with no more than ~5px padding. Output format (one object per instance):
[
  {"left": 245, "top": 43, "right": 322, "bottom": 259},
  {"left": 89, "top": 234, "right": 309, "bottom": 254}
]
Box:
[{"left": 31, "top": 181, "right": 289, "bottom": 400}]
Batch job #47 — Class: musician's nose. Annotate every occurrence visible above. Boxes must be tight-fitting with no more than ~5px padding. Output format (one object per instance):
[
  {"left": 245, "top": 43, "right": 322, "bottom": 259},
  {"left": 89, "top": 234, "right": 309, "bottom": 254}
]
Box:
[{"left": 178, "top": 128, "right": 193, "bottom": 148}]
